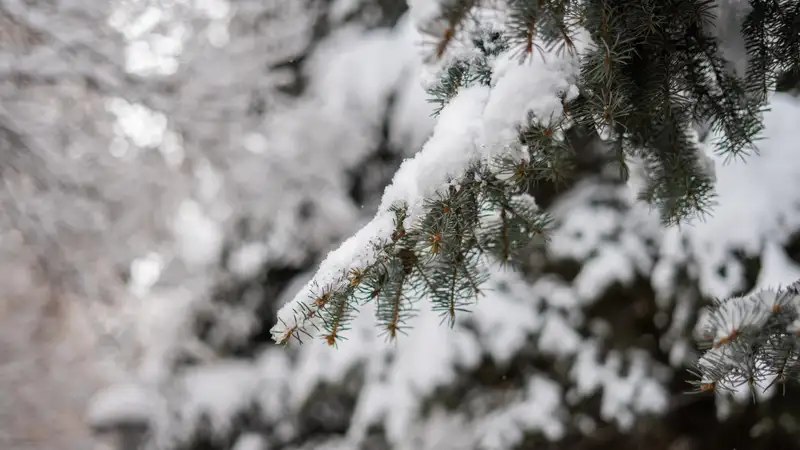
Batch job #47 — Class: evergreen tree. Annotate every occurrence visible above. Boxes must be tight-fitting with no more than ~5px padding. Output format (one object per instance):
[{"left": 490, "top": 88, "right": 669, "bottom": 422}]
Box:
[{"left": 271, "top": 0, "right": 800, "bottom": 349}]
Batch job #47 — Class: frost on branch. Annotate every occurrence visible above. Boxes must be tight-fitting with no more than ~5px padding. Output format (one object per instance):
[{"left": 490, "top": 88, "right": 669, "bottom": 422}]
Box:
[{"left": 691, "top": 281, "right": 800, "bottom": 397}]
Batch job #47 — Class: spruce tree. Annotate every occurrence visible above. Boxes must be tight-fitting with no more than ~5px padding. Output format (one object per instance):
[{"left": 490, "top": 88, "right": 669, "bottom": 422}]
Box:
[{"left": 271, "top": 0, "right": 800, "bottom": 370}]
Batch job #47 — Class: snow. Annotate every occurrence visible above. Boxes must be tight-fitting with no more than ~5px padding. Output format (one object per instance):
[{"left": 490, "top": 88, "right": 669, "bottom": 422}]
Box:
[
  {"left": 757, "top": 242, "right": 800, "bottom": 290},
  {"left": 272, "top": 19, "right": 588, "bottom": 341},
  {"left": 549, "top": 194, "right": 624, "bottom": 260},
  {"left": 310, "top": 25, "right": 413, "bottom": 115},
  {"left": 538, "top": 277, "right": 580, "bottom": 309},
  {"left": 482, "top": 51, "right": 580, "bottom": 155},
  {"left": 228, "top": 242, "right": 269, "bottom": 278},
  {"left": 233, "top": 433, "right": 268, "bottom": 450},
  {"left": 574, "top": 246, "right": 637, "bottom": 302},
  {"left": 173, "top": 199, "right": 225, "bottom": 267},
  {"left": 477, "top": 376, "right": 565, "bottom": 449},
  {"left": 86, "top": 383, "right": 155, "bottom": 430},
  {"left": 390, "top": 68, "right": 437, "bottom": 153},
  {"left": 2, "top": 1, "right": 435, "bottom": 449},
  {"left": 381, "top": 84, "right": 490, "bottom": 218},
  {"left": 128, "top": 252, "right": 164, "bottom": 296},
  {"left": 415, "top": 410, "right": 475, "bottom": 450},
  {"left": 330, "top": 0, "right": 361, "bottom": 23},
  {"left": 669, "top": 93, "right": 800, "bottom": 299},
  {"left": 548, "top": 181, "right": 662, "bottom": 307},
  {"left": 131, "top": 286, "right": 215, "bottom": 383},
  {"left": 269, "top": 266, "right": 553, "bottom": 448},
  {"left": 106, "top": 97, "right": 168, "bottom": 149},
  {"left": 570, "top": 344, "right": 668, "bottom": 431},
  {"left": 692, "top": 283, "right": 800, "bottom": 387},
  {"left": 469, "top": 270, "right": 543, "bottom": 363},
  {"left": 405, "top": 0, "right": 443, "bottom": 28},
  {"left": 178, "top": 361, "right": 261, "bottom": 436},
  {"left": 253, "top": 351, "right": 292, "bottom": 422},
  {"left": 538, "top": 311, "right": 581, "bottom": 356}
]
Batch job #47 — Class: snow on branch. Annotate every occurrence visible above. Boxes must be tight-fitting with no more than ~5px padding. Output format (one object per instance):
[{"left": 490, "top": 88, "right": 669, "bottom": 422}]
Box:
[
  {"left": 690, "top": 279, "right": 800, "bottom": 397},
  {"left": 270, "top": 7, "right": 588, "bottom": 345},
  {"left": 270, "top": 85, "right": 488, "bottom": 344}
]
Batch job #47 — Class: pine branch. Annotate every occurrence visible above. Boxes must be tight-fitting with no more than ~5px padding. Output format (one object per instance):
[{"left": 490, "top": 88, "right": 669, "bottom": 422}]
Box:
[
  {"left": 690, "top": 281, "right": 800, "bottom": 397},
  {"left": 273, "top": 159, "right": 555, "bottom": 345},
  {"left": 416, "top": 0, "right": 482, "bottom": 60},
  {"left": 272, "top": 0, "right": 800, "bottom": 346},
  {"left": 743, "top": 0, "right": 800, "bottom": 102},
  {"left": 427, "top": 28, "right": 508, "bottom": 116}
]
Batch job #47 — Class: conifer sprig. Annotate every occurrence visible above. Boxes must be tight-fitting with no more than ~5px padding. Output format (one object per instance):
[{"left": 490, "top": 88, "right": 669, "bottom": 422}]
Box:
[
  {"left": 275, "top": 122, "right": 559, "bottom": 345},
  {"left": 690, "top": 282, "right": 800, "bottom": 398},
  {"left": 742, "top": 0, "right": 800, "bottom": 103},
  {"left": 426, "top": 29, "right": 507, "bottom": 116}
]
